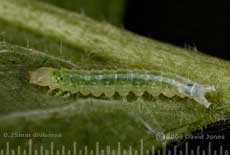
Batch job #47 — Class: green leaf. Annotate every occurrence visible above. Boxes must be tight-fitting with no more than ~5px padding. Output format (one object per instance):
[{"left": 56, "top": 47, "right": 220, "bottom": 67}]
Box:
[{"left": 0, "top": 0, "right": 229, "bottom": 153}]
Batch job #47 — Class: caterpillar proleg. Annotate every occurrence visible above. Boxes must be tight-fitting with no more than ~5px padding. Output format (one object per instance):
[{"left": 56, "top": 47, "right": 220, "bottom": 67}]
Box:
[{"left": 29, "top": 67, "right": 216, "bottom": 108}]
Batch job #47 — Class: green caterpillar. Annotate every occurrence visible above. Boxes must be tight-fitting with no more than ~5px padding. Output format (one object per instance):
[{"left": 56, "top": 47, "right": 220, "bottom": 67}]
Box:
[{"left": 29, "top": 67, "right": 216, "bottom": 108}]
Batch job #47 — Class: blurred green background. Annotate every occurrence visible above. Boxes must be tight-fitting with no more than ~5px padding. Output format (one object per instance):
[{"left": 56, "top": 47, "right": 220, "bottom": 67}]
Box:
[{"left": 39, "top": 0, "right": 126, "bottom": 25}]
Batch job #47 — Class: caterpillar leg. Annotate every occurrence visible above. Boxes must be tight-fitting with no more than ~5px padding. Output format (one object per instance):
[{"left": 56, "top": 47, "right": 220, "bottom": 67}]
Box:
[
  {"left": 47, "top": 88, "right": 56, "bottom": 95},
  {"left": 47, "top": 89, "right": 53, "bottom": 95},
  {"left": 63, "top": 92, "right": 71, "bottom": 98},
  {"left": 136, "top": 97, "right": 144, "bottom": 112},
  {"left": 54, "top": 91, "right": 64, "bottom": 96},
  {"left": 121, "top": 97, "right": 127, "bottom": 104}
]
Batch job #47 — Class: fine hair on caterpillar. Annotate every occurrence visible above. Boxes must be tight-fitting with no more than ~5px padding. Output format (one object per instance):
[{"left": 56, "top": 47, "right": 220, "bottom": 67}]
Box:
[{"left": 29, "top": 67, "right": 216, "bottom": 108}]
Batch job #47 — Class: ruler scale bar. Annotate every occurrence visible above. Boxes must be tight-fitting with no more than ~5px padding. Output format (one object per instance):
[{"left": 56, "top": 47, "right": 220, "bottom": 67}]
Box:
[{"left": 0, "top": 140, "right": 228, "bottom": 155}]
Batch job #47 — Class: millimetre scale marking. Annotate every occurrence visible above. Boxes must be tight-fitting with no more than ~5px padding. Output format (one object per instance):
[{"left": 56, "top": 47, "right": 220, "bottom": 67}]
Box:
[
  {"left": 214, "top": 150, "right": 217, "bottom": 155},
  {"left": 191, "top": 150, "right": 194, "bottom": 155},
  {"left": 17, "top": 146, "right": 20, "bottom": 155},
  {"left": 50, "top": 142, "right": 54, "bottom": 155},
  {"left": 62, "top": 146, "right": 65, "bottom": 155},
  {"left": 29, "top": 140, "right": 32, "bottom": 155},
  {"left": 202, "top": 149, "right": 206, "bottom": 155},
  {"left": 73, "top": 142, "right": 77, "bottom": 155},
  {"left": 40, "top": 146, "right": 43, "bottom": 155},
  {"left": 45, "top": 150, "right": 49, "bottom": 155},
  {"left": 6, "top": 142, "right": 9, "bottom": 155},
  {"left": 0, "top": 140, "right": 229, "bottom": 155}
]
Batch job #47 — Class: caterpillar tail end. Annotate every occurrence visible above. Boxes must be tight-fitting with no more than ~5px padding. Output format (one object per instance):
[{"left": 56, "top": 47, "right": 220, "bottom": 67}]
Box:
[
  {"left": 194, "top": 97, "right": 212, "bottom": 108},
  {"left": 194, "top": 85, "right": 216, "bottom": 108}
]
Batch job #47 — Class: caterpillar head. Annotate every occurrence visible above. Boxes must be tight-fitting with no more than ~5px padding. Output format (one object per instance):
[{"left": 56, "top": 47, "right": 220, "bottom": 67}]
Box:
[{"left": 29, "top": 67, "right": 55, "bottom": 87}]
